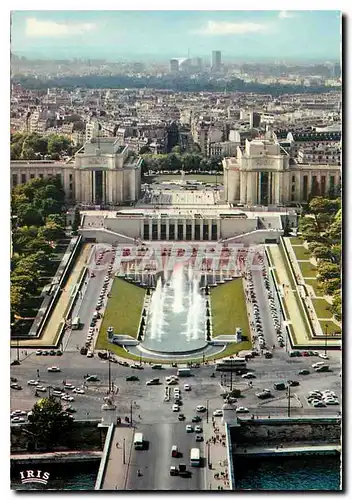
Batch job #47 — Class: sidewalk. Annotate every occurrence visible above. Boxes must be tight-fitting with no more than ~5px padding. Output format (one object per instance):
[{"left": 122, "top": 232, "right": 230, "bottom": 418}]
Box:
[
  {"left": 203, "top": 420, "right": 231, "bottom": 491},
  {"left": 101, "top": 426, "right": 135, "bottom": 491},
  {"left": 11, "top": 244, "right": 93, "bottom": 349}
]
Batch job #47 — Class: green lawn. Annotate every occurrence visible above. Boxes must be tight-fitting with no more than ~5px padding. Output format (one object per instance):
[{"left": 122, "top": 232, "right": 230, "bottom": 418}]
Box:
[
  {"left": 291, "top": 245, "right": 311, "bottom": 261},
  {"left": 311, "top": 298, "right": 333, "bottom": 319},
  {"left": 96, "top": 278, "right": 145, "bottom": 351},
  {"left": 298, "top": 261, "right": 318, "bottom": 278},
  {"left": 144, "top": 174, "right": 223, "bottom": 184},
  {"left": 278, "top": 244, "right": 296, "bottom": 288},
  {"left": 290, "top": 237, "right": 305, "bottom": 245},
  {"left": 211, "top": 279, "right": 250, "bottom": 339},
  {"left": 306, "top": 278, "right": 324, "bottom": 297},
  {"left": 319, "top": 321, "right": 341, "bottom": 336}
]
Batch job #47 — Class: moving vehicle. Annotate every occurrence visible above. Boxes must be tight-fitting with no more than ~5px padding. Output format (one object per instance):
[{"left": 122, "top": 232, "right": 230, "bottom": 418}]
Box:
[
  {"left": 196, "top": 405, "right": 206, "bottom": 412},
  {"left": 242, "top": 373, "right": 256, "bottom": 379},
  {"left": 299, "top": 369, "right": 310, "bottom": 375},
  {"left": 190, "top": 448, "right": 201, "bottom": 467},
  {"left": 151, "top": 364, "right": 163, "bottom": 370},
  {"left": 47, "top": 366, "right": 61, "bottom": 372},
  {"left": 215, "top": 357, "right": 247, "bottom": 372},
  {"left": 170, "top": 466, "right": 179, "bottom": 476},
  {"left": 274, "top": 382, "right": 286, "bottom": 390},
  {"left": 236, "top": 407, "right": 249, "bottom": 413},
  {"left": 86, "top": 375, "right": 99, "bottom": 382},
  {"left": 171, "top": 445, "right": 179, "bottom": 458},
  {"left": 256, "top": 390, "right": 272, "bottom": 399},
  {"left": 134, "top": 433, "right": 144, "bottom": 450},
  {"left": 146, "top": 378, "right": 160, "bottom": 386},
  {"left": 315, "top": 365, "right": 330, "bottom": 372},
  {"left": 319, "top": 353, "right": 329, "bottom": 360},
  {"left": 11, "top": 383, "right": 22, "bottom": 390},
  {"left": 192, "top": 415, "right": 202, "bottom": 423},
  {"left": 213, "top": 409, "right": 223, "bottom": 417},
  {"left": 126, "top": 376, "right": 139, "bottom": 382},
  {"left": 184, "top": 384, "right": 191, "bottom": 391},
  {"left": 287, "top": 380, "right": 300, "bottom": 387},
  {"left": 177, "top": 368, "right": 191, "bottom": 377},
  {"left": 72, "top": 316, "right": 81, "bottom": 330},
  {"left": 312, "top": 362, "right": 325, "bottom": 369}
]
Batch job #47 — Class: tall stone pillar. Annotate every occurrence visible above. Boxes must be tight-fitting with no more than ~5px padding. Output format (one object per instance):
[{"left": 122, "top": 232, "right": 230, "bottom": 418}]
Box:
[
  {"left": 217, "top": 220, "right": 221, "bottom": 240},
  {"left": 149, "top": 220, "right": 153, "bottom": 241},
  {"left": 157, "top": 220, "right": 161, "bottom": 240},
  {"left": 200, "top": 221, "right": 204, "bottom": 241},
  {"left": 191, "top": 220, "right": 195, "bottom": 240},
  {"left": 166, "top": 219, "right": 170, "bottom": 240},
  {"left": 208, "top": 220, "right": 212, "bottom": 241},
  {"left": 183, "top": 219, "right": 186, "bottom": 241},
  {"left": 240, "top": 171, "right": 247, "bottom": 204}
]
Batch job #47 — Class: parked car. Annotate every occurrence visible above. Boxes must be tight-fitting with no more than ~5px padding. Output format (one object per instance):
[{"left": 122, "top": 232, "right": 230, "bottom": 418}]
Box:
[{"left": 126, "top": 376, "right": 139, "bottom": 382}]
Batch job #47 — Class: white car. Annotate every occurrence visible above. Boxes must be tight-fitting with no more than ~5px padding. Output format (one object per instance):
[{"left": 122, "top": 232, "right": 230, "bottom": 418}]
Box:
[
  {"left": 167, "top": 379, "right": 178, "bottom": 385},
  {"left": 27, "top": 380, "right": 38, "bottom": 386},
  {"left": 35, "top": 350, "right": 42, "bottom": 355},
  {"left": 312, "top": 362, "right": 324, "bottom": 369},
  {"left": 47, "top": 366, "right": 61, "bottom": 372},
  {"left": 64, "top": 384, "right": 75, "bottom": 390},
  {"left": 87, "top": 351, "right": 93, "bottom": 358},
  {"left": 11, "top": 417, "right": 25, "bottom": 423},
  {"left": 173, "top": 388, "right": 180, "bottom": 394},
  {"left": 172, "top": 404, "right": 180, "bottom": 412},
  {"left": 194, "top": 425, "right": 203, "bottom": 433},
  {"left": 36, "top": 386, "right": 47, "bottom": 392},
  {"left": 319, "top": 353, "right": 329, "bottom": 360},
  {"left": 213, "top": 409, "right": 223, "bottom": 417},
  {"left": 11, "top": 410, "right": 26, "bottom": 417},
  {"left": 61, "top": 395, "right": 75, "bottom": 402},
  {"left": 72, "top": 388, "right": 85, "bottom": 394},
  {"left": 184, "top": 384, "right": 191, "bottom": 391},
  {"left": 186, "top": 425, "right": 193, "bottom": 433},
  {"left": 196, "top": 405, "right": 206, "bottom": 412},
  {"left": 52, "top": 390, "right": 64, "bottom": 397},
  {"left": 236, "top": 407, "right": 249, "bottom": 414},
  {"left": 101, "top": 403, "right": 117, "bottom": 411},
  {"left": 242, "top": 373, "right": 256, "bottom": 379}
]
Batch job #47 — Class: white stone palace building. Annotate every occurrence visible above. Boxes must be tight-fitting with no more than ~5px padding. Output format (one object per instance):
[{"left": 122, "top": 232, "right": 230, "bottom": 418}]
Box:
[
  {"left": 10, "top": 138, "right": 142, "bottom": 205},
  {"left": 223, "top": 136, "right": 341, "bottom": 205}
]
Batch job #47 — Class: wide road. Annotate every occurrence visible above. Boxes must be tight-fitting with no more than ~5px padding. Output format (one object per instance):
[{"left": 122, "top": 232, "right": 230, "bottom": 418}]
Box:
[
  {"left": 251, "top": 269, "right": 279, "bottom": 350},
  {"left": 125, "top": 422, "right": 205, "bottom": 491},
  {"left": 64, "top": 247, "right": 115, "bottom": 352}
]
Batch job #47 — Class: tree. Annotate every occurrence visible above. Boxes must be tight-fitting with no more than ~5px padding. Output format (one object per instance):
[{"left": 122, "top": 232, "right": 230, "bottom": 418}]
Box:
[
  {"left": 331, "top": 291, "right": 342, "bottom": 322},
  {"left": 312, "top": 245, "right": 333, "bottom": 262},
  {"left": 27, "top": 396, "right": 73, "bottom": 450},
  {"left": 17, "top": 203, "right": 43, "bottom": 226},
  {"left": 38, "top": 221, "right": 65, "bottom": 242},
  {"left": 10, "top": 285, "right": 27, "bottom": 317},
  {"left": 139, "top": 145, "right": 152, "bottom": 155},
  {"left": 72, "top": 207, "right": 81, "bottom": 232},
  {"left": 47, "top": 135, "right": 71, "bottom": 156},
  {"left": 317, "top": 262, "right": 340, "bottom": 282}
]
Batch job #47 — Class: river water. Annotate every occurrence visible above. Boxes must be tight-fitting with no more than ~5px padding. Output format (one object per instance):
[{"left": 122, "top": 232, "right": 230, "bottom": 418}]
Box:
[{"left": 235, "top": 454, "right": 341, "bottom": 491}]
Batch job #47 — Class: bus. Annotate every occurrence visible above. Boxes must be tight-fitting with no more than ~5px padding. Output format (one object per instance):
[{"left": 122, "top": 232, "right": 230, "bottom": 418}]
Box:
[
  {"left": 72, "top": 316, "right": 80, "bottom": 330},
  {"left": 215, "top": 357, "right": 247, "bottom": 372},
  {"left": 190, "top": 448, "right": 201, "bottom": 467},
  {"left": 133, "top": 432, "right": 144, "bottom": 450}
]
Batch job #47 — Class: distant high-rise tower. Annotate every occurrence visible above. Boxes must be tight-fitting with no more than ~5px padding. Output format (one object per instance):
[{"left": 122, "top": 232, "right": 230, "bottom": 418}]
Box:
[
  {"left": 211, "top": 51, "right": 221, "bottom": 72},
  {"left": 170, "top": 59, "right": 179, "bottom": 74}
]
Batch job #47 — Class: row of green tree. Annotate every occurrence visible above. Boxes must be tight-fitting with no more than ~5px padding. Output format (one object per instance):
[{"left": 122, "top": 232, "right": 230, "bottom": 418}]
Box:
[
  {"left": 11, "top": 177, "right": 66, "bottom": 325},
  {"left": 11, "top": 132, "right": 75, "bottom": 161},
  {"left": 299, "top": 196, "right": 342, "bottom": 321},
  {"left": 141, "top": 150, "right": 222, "bottom": 174}
]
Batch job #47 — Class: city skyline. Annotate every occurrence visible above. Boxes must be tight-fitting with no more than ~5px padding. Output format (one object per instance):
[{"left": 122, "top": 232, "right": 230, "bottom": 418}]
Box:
[{"left": 11, "top": 10, "right": 341, "bottom": 62}]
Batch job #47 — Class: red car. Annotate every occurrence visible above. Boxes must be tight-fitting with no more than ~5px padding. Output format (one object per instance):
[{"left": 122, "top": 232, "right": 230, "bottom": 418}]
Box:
[{"left": 302, "top": 351, "right": 309, "bottom": 357}]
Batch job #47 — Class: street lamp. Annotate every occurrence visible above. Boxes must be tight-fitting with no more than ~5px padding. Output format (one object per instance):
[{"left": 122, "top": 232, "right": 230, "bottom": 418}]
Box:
[
  {"left": 287, "top": 383, "right": 291, "bottom": 418},
  {"left": 325, "top": 323, "right": 328, "bottom": 356},
  {"left": 206, "top": 399, "right": 209, "bottom": 423}
]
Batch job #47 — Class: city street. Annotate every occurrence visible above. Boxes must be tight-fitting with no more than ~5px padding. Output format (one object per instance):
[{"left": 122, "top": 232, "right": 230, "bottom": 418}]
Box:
[{"left": 11, "top": 350, "right": 342, "bottom": 421}]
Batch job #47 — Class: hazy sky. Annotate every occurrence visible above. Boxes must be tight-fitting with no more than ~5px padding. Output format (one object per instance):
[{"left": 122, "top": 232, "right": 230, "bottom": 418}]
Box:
[{"left": 10, "top": 10, "right": 341, "bottom": 62}]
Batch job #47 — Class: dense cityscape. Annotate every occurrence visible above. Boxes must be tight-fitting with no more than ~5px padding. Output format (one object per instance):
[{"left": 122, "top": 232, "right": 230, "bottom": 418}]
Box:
[{"left": 10, "top": 10, "right": 342, "bottom": 493}]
